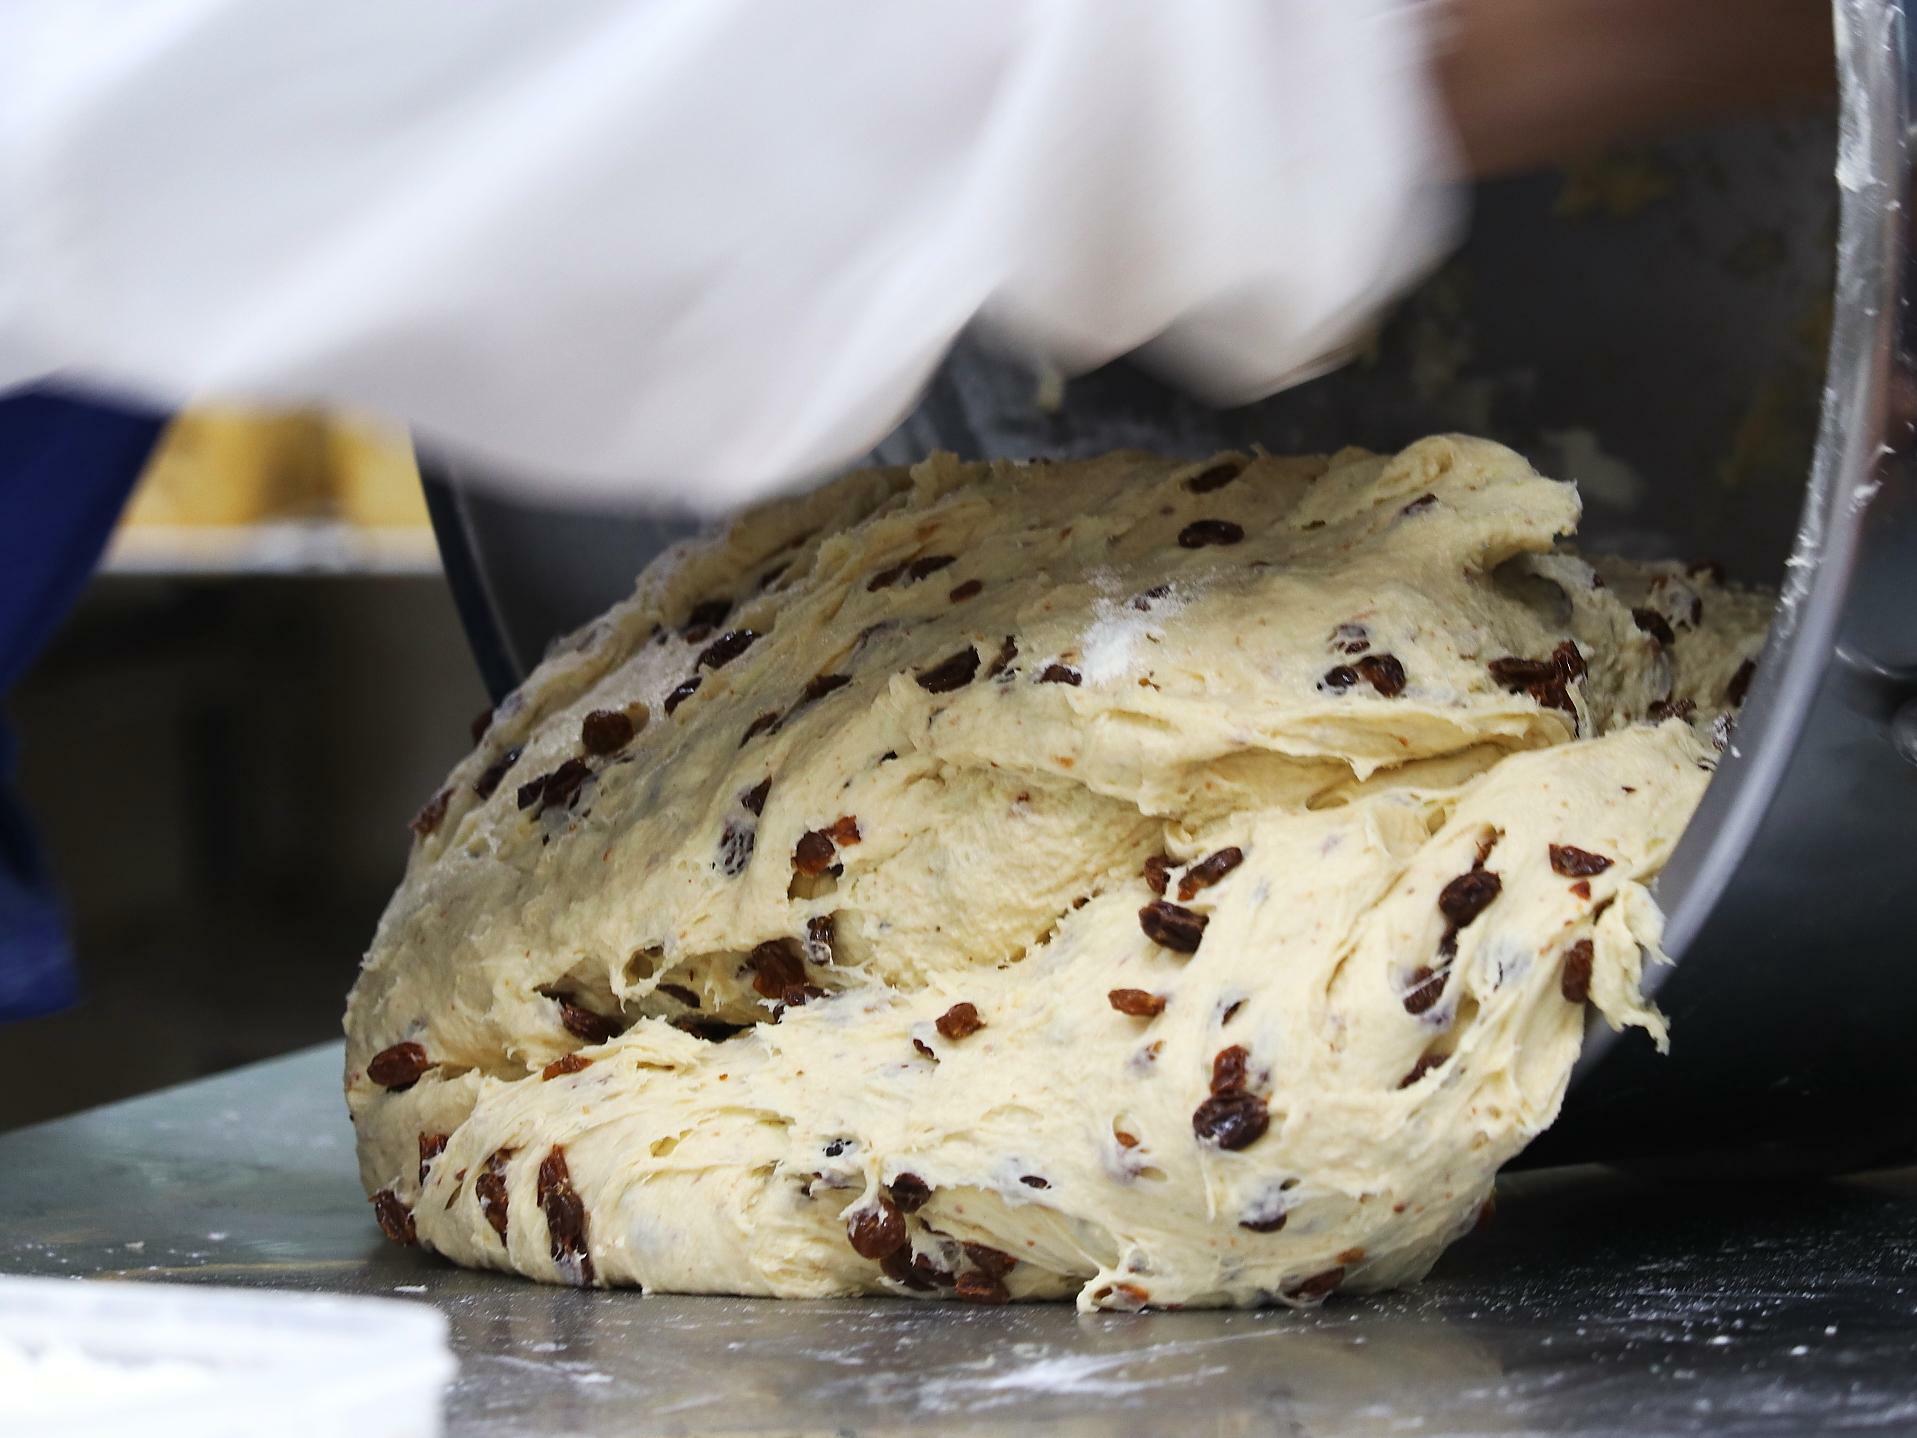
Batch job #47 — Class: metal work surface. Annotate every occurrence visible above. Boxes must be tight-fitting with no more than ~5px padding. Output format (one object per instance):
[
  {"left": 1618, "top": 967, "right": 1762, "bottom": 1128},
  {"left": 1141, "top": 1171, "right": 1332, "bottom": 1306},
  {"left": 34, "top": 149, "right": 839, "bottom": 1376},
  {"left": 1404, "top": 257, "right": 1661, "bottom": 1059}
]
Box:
[{"left": 3, "top": 1046, "right": 1914, "bottom": 1436}]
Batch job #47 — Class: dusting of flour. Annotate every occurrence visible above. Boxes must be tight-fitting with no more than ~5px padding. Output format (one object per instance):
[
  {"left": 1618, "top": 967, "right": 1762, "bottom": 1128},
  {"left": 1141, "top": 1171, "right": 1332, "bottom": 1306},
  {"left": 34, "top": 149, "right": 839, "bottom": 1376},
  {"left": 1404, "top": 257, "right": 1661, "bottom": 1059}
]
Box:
[{"left": 1079, "top": 576, "right": 1192, "bottom": 685}]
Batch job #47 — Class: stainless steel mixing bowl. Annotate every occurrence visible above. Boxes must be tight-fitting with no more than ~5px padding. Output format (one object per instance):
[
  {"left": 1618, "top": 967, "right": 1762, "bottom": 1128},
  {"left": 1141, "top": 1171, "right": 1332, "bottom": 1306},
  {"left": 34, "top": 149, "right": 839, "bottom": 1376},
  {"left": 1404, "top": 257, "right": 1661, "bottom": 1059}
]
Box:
[{"left": 420, "top": 0, "right": 1916, "bottom": 1171}]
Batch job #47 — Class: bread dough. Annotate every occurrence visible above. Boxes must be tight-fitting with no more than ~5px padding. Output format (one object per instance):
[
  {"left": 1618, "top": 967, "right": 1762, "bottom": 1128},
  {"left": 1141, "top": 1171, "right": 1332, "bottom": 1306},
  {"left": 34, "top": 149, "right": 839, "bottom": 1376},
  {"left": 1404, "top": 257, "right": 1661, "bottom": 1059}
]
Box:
[{"left": 344, "top": 437, "right": 1770, "bottom": 1310}]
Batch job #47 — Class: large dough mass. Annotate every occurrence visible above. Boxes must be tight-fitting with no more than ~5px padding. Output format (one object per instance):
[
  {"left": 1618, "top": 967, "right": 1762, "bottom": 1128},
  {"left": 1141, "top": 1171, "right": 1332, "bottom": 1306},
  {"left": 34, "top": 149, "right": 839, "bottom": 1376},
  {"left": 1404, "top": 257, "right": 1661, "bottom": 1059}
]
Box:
[{"left": 345, "top": 437, "right": 1770, "bottom": 1309}]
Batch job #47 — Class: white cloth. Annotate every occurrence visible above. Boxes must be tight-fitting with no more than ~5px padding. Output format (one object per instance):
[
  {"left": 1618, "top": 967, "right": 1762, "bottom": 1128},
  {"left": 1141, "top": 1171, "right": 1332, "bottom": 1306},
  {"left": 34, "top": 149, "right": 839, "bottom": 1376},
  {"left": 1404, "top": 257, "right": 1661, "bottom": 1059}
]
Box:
[{"left": 1, "top": 1, "right": 1458, "bottom": 511}]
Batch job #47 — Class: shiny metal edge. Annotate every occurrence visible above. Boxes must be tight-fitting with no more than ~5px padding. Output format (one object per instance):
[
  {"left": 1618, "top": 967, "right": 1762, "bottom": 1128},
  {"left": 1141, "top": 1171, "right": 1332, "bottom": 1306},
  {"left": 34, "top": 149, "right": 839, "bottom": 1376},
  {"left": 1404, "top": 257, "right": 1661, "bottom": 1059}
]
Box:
[
  {"left": 1572, "top": 0, "right": 1906, "bottom": 1077},
  {"left": 419, "top": 460, "right": 529, "bottom": 698}
]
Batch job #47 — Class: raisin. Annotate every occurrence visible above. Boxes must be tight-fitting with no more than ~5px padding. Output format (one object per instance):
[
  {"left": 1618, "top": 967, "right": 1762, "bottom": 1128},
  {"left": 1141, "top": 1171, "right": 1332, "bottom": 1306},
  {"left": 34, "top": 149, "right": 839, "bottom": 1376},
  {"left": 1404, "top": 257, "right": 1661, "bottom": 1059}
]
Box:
[
  {"left": 656, "top": 982, "right": 701, "bottom": 1008},
  {"left": 1400, "top": 492, "right": 1438, "bottom": 517},
  {"left": 888, "top": 1173, "right": 932, "bottom": 1213},
  {"left": 1438, "top": 869, "right": 1502, "bottom": 929},
  {"left": 1185, "top": 461, "right": 1243, "bottom": 493},
  {"left": 419, "top": 1132, "right": 450, "bottom": 1187},
  {"left": 1402, "top": 964, "right": 1446, "bottom": 1015},
  {"left": 826, "top": 815, "right": 861, "bottom": 846},
  {"left": 1178, "top": 847, "right": 1244, "bottom": 901},
  {"left": 537, "top": 1146, "right": 594, "bottom": 1284},
  {"left": 1331, "top": 622, "right": 1370, "bottom": 654},
  {"left": 985, "top": 635, "right": 1019, "bottom": 680},
  {"left": 473, "top": 745, "right": 523, "bottom": 800},
  {"left": 1240, "top": 1209, "right": 1288, "bottom": 1234},
  {"left": 1321, "top": 665, "right": 1359, "bottom": 692},
  {"left": 879, "top": 1248, "right": 936, "bottom": 1291},
  {"left": 674, "top": 1017, "right": 749, "bottom": 1043},
  {"left": 912, "top": 1038, "right": 936, "bottom": 1059},
  {"left": 1549, "top": 844, "right": 1614, "bottom": 877},
  {"left": 1109, "top": 988, "right": 1166, "bottom": 1017},
  {"left": 1648, "top": 697, "right": 1696, "bottom": 722},
  {"left": 683, "top": 598, "right": 732, "bottom": 636},
  {"left": 798, "top": 672, "right": 852, "bottom": 708},
  {"left": 718, "top": 820, "right": 756, "bottom": 876},
  {"left": 410, "top": 787, "right": 451, "bottom": 839},
  {"left": 916, "top": 647, "right": 981, "bottom": 693},
  {"left": 783, "top": 982, "right": 828, "bottom": 1011},
  {"left": 906, "top": 554, "right": 956, "bottom": 583},
  {"left": 1019, "top": 1175, "right": 1050, "bottom": 1189},
  {"left": 1139, "top": 900, "right": 1207, "bottom": 953},
  {"left": 1399, "top": 1052, "right": 1447, "bottom": 1088},
  {"left": 477, "top": 1149, "right": 513, "bottom": 1239},
  {"left": 1192, "top": 1090, "right": 1269, "bottom": 1150},
  {"left": 1143, "top": 854, "right": 1173, "bottom": 896},
  {"left": 1355, "top": 654, "right": 1406, "bottom": 696},
  {"left": 367, "top": 1041, "right": 430, "bottom": 1092},
  {"left": 1178, "top": 518, "right": 1244, "bottom": 548},
  {"left": 747, "top": 940, "right": 806, "bottom": 1001},
  {"left": 846, "top": 1197, "right": 907, "bottom": 1259},
  {"left": 1037, "top": 663, "right": 1083, "bottom": 686},
  {"left": 543, "top": 1053, "right": 592, "bottom": 1080},
  {"left": 697, "top": 629, "right": 759, "bottom": 671},
  {"left": 664, "top": 677, "right": 701, "bottom": 715},
  {"left": 371, "top": 1189, "right": 417, "bottom": 1246},
  {"left": 1097, "top": 1282, "right": 1150, "bottom": 1311},
  {"left": 1569, "top": 880, "right": 1592, "bottom": 900},
  {"left": 740, "top": 710, "right": 780, "bottom": 746},
  {"left": 1287, "top": 1267, "right": 1344, "bottom": 1302},
  {"left": 867, "top": 561, "right": 910, "bottom": 592},
  {"left": 955, "top": 1270, "right": 1011, "bottom": 1304},
  {"left": 793, "top": 829, "right": 840, "bottom": 877},
  {"left": 520, "top": 757, "right": 591, "bottom": 815},
  {"left": 1726, "top": 658, "right": 1757, "bottom": 707},
  {"left": 1632, "top": 607, "right": 1677, "bottom": 648},
  {"left": 1551, "top": 640, "right": 1587, "bottom": 681},
  {"left": 1210, "top": 1044, "right": 1252, "bottom": 1094},
  {"left": 1488, "top": 656, "right": 1556, "bottom": 688},
  {"left": 1132, "top": 583, "right": 1173, "bottom": 612},
  {"left": 935, "top": 1003, "right": 984, "bottom": 1040},
  {"left": 580, "top": 709, "right": 635, "bottom": 755},
  {"left": 964, "top": 1243, "right": 1017, "bottom": 1276},
  {"left": 555, "top": 997, "right": 619, "bottom": 1046},
  {"left": 949, "top": 579, "right": 984, "bottom": 603},
  {"left": 1529, "top": 676, "right": 1578, "bottom": 725},
  {"left": 741, "top": 778, "right": 772, "bottom": 816},
  {"left": 1561, "top": 938, "right": 1595, "bottom": 1004},
  {"left": 470, "top": 706, "right": 495, "bottom": 745}
]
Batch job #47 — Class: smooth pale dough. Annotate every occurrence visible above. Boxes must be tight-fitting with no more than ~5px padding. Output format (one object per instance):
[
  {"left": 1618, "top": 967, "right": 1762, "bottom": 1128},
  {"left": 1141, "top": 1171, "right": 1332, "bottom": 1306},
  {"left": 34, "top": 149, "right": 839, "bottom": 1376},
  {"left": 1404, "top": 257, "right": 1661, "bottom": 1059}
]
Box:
[{"left": 344, "top": 437, "right": 1770, "bottom": 1311}]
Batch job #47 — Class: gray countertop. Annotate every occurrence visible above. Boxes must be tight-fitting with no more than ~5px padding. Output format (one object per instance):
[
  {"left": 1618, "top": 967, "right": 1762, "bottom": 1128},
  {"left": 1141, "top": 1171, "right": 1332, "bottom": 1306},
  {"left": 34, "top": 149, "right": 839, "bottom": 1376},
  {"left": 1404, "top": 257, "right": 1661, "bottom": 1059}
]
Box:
[{"left": 2, "top": 1044, "right": 1914, "bottom": 1436}]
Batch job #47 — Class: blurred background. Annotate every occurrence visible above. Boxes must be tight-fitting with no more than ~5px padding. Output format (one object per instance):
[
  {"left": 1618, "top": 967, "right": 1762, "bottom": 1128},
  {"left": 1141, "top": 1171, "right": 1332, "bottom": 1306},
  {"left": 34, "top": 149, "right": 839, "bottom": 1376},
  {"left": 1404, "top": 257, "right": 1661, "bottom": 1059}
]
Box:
[{"left": 0, "top": 415, "right": 483, "bottom": 1128}]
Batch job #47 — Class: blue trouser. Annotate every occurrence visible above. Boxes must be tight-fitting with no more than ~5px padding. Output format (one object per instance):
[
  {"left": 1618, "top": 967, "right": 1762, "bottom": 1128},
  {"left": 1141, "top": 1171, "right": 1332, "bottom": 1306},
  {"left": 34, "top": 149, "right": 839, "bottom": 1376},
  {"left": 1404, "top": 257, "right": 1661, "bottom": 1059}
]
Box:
[{"left": 0, "top": 386, "right": 166, "bottom": 1020}]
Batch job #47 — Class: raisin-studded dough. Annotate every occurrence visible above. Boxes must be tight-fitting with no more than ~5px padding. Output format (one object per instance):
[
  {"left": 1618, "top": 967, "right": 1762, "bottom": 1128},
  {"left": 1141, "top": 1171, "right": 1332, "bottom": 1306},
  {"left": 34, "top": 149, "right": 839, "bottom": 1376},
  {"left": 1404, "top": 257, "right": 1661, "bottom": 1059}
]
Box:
[{"left": 344, "top": 437, "right": 1770, "bottom": 1310}]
